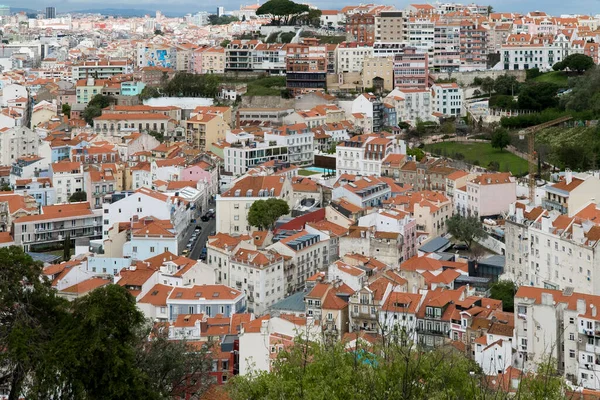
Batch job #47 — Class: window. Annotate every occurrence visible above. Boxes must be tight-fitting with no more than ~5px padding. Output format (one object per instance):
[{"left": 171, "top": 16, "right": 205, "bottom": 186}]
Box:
[
  {"left": 570, "top": 350, "right": 575, "bottom": 358},
  {"left": 150, "top": 246, "right": 155, "bottom": 253}
]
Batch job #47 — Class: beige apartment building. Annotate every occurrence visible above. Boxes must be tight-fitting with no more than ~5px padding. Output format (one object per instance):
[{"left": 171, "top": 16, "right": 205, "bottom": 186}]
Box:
[
  {"left": 184, "top": 113, "right": 229, "bottom": 152},
  {"left": 362, "top": 56, "right": 394, "bottom": 91},
  {"left": 375, "top": 11, "right": 406, "bottom": 42}
]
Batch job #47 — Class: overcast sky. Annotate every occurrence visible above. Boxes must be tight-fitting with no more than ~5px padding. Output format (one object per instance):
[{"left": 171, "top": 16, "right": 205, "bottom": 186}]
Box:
[{"left": 5, "top": 0, "right": 597, "bottom": 16}]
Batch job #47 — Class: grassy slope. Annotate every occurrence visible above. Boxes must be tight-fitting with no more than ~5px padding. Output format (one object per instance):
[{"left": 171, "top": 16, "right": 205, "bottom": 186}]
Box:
[
  {"left": 245, "top": 76, "right": 286, "bottom": 96},
  {"left": 532, "top": 71, "right": 569, "bottom": 87},
  {"left": 424, "top": 142, "right": 529, "bottom": 176}
]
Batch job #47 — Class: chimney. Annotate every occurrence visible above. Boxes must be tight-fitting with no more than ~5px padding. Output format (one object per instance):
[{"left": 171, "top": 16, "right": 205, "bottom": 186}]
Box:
[
  {"left": 565, "top": 169, "right": 572, "bottom": 185},
  {"left": 541, "top": 292, "right": 554, "bottom": 306},
  {"left": 540, "top": 215, "right": 551, "bottom": 233},
  {"left": 577, "top": 298, "right": 587, "bottom": 314}
]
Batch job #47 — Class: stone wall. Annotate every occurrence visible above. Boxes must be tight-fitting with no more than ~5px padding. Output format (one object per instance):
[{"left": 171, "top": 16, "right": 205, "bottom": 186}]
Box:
[
  {"left": 240, "top": 95, "right": 295, "bottom": 109},
  {"left": 432, "top": 70, "right": 527, "bottom": 86}
]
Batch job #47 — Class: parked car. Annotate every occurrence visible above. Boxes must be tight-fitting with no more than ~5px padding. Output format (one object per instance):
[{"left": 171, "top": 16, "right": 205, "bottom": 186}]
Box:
[
  {"left": 453, "top": 244, "right": 469, "bottom": 251},
  {"left": 199, "top": 247, "right": 207, "bottom": 260}
]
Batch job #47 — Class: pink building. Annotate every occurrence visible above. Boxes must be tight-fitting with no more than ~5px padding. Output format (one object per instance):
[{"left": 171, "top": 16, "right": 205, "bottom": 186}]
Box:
[
  {"left": 393, "top": 47, "right": 429, "bottom": 90},
  {"left": 181, "top": 161, "right": 218, "bottom": 198},
  {"left": 466, "top": 172, "right": 516, "bottom": 217}
]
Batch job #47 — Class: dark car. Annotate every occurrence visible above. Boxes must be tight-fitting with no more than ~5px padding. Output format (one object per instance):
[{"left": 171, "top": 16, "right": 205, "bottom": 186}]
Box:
[
  {"left": 201, "top": 214, "right": 210, "bottom": 222},
  {"left": 453, "top": 244, "right": 469, "bottom": 251},
  {"left": 199, "top": 247, "right": 207, "bottom": 260}
]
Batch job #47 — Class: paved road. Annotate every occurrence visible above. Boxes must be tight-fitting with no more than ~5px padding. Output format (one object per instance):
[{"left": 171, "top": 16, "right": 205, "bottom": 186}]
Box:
[{"left": 189, "top": 218, "right": 216, "bottom": 260}]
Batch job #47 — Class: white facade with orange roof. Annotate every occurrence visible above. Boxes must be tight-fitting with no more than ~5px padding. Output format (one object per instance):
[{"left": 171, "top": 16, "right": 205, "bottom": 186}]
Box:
[
  {"left": 467, "top": 172, "right": 516, "bottom": 217},
  {"left": 216, "top": 175, "right": 294, "bottom": 235},
  {"left": 504, "top": 201, "right": 600, "bottom": 295},
  {"left": 500, "top": 32, "right": 567, "bottom": 71},
  {"left": 167, "top": 284, "right": 246, "bottom": 320},
  {"left": 263, "top": 123, "right": 314, "bottom": 166},
  {"left": 332, "top": 175, "right": 392, "bottom": 209},
  {"left": 228, "top": 248, "right": 285, "bottom": 315},
  {"left": 0, "top": 126, "right": 40, "bottom": 166},
  {"left": 541, "top": 171, "right": 600, "bottom": 217},
  {"left": 267, "top": 229, "right": 330, "bottom": 294},
  {"left": 50, "top": 160, "right": 84, "bottom": 203},
  {"left": 102, "top": 187, "right": 191, "bottom": 240},
  {"left": 12, "top": 202, "right": 102, "bottom": 251},
  {"left": 512, "top": 286, "right": 600, "bottom": 389}
]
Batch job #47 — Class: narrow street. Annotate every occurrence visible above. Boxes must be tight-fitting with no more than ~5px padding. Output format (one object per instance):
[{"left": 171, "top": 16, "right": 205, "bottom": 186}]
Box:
[{"left": 189, "top": 218, "right": 216, "bottom": 260}]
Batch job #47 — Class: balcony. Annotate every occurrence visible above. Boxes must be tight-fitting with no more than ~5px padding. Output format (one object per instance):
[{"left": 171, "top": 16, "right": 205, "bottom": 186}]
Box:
[
  {"left": 416, "top": 326, "right": 449, "bottom": 336},
  {"left": 351, "top": 310, "right": 377, "bottom": 319}
]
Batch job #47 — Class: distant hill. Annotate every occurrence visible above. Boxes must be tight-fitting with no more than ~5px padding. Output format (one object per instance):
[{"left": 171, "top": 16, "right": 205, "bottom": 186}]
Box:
[
  {"left": 10, "top": 7, "right": 39, "bottom": 14},
  {"left": 10, "top": 7, "right": 186, "bottom": 17},
  {"left": 66, "top": 8, "right": 186, "bottom": 17}
]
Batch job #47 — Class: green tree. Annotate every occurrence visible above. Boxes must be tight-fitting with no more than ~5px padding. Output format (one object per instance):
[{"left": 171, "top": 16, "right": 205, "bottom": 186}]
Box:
[
  {"left": 0, "top": 247, "right": 214, "bottom": 399},
  {"left": 487, "top": 160, "right": 500, "bottom": 171},
  {"left": 148, "top": 130, "right": 165, "bottom": 143},
  {"left": 69, "top": 191, "right": 87, "bottom": 202},
  {"left": 440, "top": 121, "right": 456, "bottom": 134},
  {"left": 517, "top": 82, "right": 559, "bottom": 111},
  {"left": 136, "top": 326, "right": 214, "bottom": 399},
  {"left": 552, "top": 61, "right": 564, "bottom": 71},
  {"left": 62, "top": 103, "right": 71, "bottom": 118},
  {"left": 82, "top": 94, "right": 116, "bottom": 125},
  {"left": 398, "top": 121, "right": 410, "bottom": 130},
  {"left": 559, "top": 53, "right": 595, "bottom": 73},
  {"left": 525, "top": 67, "right": 542, "bottom": 80},
  {"left": 481, "top": 76, "right": 495, "bottom": 95},
  {"left": 407, "top": 147, "right": 425, "bottom": 161},
  {"left": 247, "top": 198, "right": 290, "bottom": 230},
  {"left": 491, "top": 128, "right": 511, "bottom": 151},
  {"left": 280, "top": 31, "right": 295, "bottom": 43},
  {"left": 0, "top": 246, "right": 69, "bottom": 400},
  {"left": 208, "top": 15, "right": 239, "bottom": 25},
  {"left": 139, "top": 86, "right": 161, "bottom": 101},
  {"left": 162, "top": 73, "right": 221, "bottom": 98},
  {"left": 63, "top": 234, "right": 71, "bottom": 261},
  {"left": 493, "top": 74, "right": 520, "bottom": 95},
  {"left": 446, "top": 214, "right": 488, "bottom": 250},
  {"left": 229, "top": 338, "right": 565, "bottom": 400},
  {"left": 490, "top": 280, "right": 517, "bottom": 312},
  {"left": 0, "top": 183, "right": 11, "bottom": 191},
  {"left": 256, "top": 0, "right": 310, "bottom": 25},
  {"left": 60, "top": 285, "right": 159, "bottom": 399},
  {"left": 220, "top": 39, "right": 231, "bottom": 47}
]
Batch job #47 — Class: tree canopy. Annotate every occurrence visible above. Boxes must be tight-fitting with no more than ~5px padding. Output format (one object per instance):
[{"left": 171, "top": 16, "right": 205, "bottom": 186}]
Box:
[
  {"left": 491, "top": 128, "right": 511, "bottom": 151},
  {"left": 446, "top": 214, "right": 488, "bottom": 250},
  {"left": 0, "top": 246, "right": 214, "bottom": 399},
  {"left": 69, "top": 190, "right": 87, "bottom": 202},
  {"left": 517, "top": 82, "right": 559, "bottom": 111},
  {"left": 229, "top": 337, "right": 566, "bottom": 400},
  {"left": 493, "top": 74, "right": 520, "bottom": 96},
  {"left": 247, "top": 198, "right": 290, "bottom": 230},
  {"left": 208, "top": 15, "right": 239, "bottom": 25},
  {"left": 256, "top": 0, "right": 310, "bottom": 25},
  {"left": 82, "top": 94, "right": 117, "bottom": 125},
  {"left": 162, "top": 72, "right": 221, "bottom": 98},
  {"left": 553, "top": 53, "right": 595, "bottom": 73},
  {"left": 490, "top": 280, "right": 518, "bottom": 312}
]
